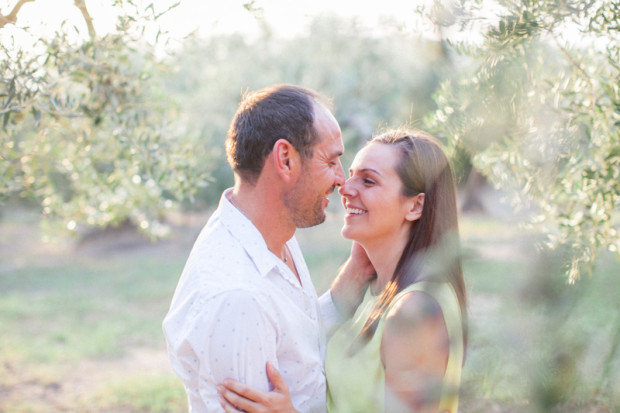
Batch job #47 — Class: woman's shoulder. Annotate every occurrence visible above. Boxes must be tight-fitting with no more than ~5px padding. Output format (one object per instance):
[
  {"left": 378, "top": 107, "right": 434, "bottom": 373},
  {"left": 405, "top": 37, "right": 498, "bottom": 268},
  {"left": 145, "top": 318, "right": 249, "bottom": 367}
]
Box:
[
  {"left": 385, "top": 286, "right": 444, "bottom": 327},
  {"left": 388, "top": 281, "right": 453, "bottom": 315},
  {"left": 381, "top": 285, "right": 450, "bottom": 372},
  {"left": 383, "top": 281, "right": 462, "bottom": 345}
]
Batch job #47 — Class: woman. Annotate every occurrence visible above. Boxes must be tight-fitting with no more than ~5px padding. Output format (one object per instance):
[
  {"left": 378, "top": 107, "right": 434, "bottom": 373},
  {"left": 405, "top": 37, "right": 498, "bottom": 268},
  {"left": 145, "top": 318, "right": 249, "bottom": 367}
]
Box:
[{"left": 219, "top": 129, "right": 468, "bottom": 412}]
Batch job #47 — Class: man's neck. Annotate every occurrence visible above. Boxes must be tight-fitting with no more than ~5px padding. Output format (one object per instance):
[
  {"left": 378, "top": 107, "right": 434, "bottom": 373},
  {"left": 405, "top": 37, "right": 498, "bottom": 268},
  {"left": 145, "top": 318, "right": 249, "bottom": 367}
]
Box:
[{"left": 228, "top": 182, "right": 295, "bottom": 258}]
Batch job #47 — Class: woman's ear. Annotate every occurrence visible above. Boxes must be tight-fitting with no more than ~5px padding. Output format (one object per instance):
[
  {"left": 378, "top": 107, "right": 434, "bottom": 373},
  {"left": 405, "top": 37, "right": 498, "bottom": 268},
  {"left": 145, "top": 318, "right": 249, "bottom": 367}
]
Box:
[
  {"left": 272, "top": 138, "right": 299, "bottom": 182},
  {"left": 405, "top": 193, "right": 425, "bottom": 222}
]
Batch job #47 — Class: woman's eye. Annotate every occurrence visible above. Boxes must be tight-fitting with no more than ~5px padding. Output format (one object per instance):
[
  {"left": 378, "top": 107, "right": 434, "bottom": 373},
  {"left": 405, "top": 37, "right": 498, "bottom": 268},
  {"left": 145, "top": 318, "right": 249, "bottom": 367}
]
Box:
[{"left": 363, "top": 178, "right": 375, "bottom": 185}]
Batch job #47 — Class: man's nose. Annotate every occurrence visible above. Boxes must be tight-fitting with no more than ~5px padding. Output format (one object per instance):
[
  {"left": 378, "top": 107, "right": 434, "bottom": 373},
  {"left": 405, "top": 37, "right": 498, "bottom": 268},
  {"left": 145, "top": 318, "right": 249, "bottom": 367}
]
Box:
[{"left": 334, "top": 160, "right": 345, "bottom": 187}]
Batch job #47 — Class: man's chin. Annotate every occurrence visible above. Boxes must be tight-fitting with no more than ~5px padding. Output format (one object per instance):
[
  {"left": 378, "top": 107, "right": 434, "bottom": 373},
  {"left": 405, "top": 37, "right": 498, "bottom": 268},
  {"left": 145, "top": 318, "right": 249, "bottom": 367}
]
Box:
[{"left": 295, "top": 210, "right": 326, "bottom": 229}]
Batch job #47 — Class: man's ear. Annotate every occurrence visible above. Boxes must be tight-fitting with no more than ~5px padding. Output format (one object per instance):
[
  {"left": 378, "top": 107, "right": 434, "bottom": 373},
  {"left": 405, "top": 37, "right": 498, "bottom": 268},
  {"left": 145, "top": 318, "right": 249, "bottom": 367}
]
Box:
[
  {"left": 272, "top": 139, "right": 299, "bottom": 182},
  {"left": 405, "top": 193, "right": 425, "bottom": 222}
]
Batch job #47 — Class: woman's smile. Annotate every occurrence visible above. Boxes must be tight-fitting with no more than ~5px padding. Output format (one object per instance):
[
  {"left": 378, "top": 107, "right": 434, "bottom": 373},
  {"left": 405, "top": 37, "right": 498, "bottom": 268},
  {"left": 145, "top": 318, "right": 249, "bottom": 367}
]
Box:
[{"left": 345, "top": 206, "right": 367, "bottom": 216}]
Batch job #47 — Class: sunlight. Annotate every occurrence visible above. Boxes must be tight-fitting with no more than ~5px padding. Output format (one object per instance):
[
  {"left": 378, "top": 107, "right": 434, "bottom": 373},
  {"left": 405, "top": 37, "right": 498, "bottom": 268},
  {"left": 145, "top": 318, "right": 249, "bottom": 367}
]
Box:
[{"left": 1, "top": 0, "right": 427, "bottom": 43}]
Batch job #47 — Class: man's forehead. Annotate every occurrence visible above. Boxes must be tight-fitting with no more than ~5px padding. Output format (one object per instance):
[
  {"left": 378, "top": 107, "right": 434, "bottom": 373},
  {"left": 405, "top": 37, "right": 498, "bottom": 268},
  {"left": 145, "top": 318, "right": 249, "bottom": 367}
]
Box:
[
  {"left": 315, "top": 133, "right": 343, "bottom": 154},
  {"left": 313, "top": 101, "right": 339, "bottom": 127}
]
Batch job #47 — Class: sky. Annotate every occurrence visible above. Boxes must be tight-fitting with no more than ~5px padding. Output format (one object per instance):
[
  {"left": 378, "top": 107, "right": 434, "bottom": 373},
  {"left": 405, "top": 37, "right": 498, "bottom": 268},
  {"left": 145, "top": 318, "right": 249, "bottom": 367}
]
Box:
[
  {"left": 1, "top": 0, "right": 590, "bottom": 53},
  {"left": 2, "top": 0, "right": 432, "bottom": 45},
  {"left": 160, "top": 0, "right": 425, "bottom": 38}
]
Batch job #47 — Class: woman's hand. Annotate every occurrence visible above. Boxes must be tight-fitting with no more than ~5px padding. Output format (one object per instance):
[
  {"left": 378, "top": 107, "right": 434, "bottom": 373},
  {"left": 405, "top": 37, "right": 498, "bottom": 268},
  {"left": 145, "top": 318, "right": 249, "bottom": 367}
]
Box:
[
  {"left": 330, "top": 242, "right": 375, "bottom": 318},
  {"left": 217, "top": 362, "right": 299, "bottom": 413},
  {"left": 349, "top": 241, "right": 375, "bottom": 279}
]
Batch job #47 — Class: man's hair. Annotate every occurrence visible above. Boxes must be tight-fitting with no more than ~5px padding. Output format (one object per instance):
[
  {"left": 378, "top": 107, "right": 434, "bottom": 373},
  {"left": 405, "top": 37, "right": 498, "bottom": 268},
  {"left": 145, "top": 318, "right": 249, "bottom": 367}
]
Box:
[{"left": 225, "top": 84, "right": 331, "bottom": 184}]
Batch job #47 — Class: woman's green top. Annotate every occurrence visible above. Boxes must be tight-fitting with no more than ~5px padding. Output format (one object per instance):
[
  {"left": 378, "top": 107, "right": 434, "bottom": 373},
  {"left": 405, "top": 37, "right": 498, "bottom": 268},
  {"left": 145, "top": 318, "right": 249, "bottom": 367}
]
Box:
[{"left": 325, "top": 281, "right": 464, "bottom": 413}]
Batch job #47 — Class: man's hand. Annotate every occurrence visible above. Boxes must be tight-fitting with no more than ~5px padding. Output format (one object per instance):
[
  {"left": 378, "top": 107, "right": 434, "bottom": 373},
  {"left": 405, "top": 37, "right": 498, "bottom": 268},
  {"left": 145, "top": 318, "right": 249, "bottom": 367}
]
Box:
[
  {"left": 330, "top": 242, "right": 375, "bottom": 319},
  {"left": 217, "top": 362, "right": 299, "bottom": 413}
]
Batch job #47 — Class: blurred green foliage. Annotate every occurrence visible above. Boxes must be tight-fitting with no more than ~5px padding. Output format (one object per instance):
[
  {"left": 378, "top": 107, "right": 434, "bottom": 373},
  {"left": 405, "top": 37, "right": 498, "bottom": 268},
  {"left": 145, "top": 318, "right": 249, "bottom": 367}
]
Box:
[
  {"left": 1, "top": 2, "right": 445, "bottom": 239},
  {"left": 422, "top": 0, "right": 620, "bottom": 281},
  {"left": 1, "top": 0, "right": 618, "bottom": 282},
  {"left": 1, "top": 1, "right": 213, "bottom": 238},
  {"left": 164, "top": 17, "right": 446, "bottom": 201}
]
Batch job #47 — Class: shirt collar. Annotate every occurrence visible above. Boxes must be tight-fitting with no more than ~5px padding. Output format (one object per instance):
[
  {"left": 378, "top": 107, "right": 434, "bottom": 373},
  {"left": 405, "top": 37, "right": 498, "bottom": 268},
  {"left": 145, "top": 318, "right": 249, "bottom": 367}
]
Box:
[{"left": 218, "top": 188, "right": 289, "bottom": 278}]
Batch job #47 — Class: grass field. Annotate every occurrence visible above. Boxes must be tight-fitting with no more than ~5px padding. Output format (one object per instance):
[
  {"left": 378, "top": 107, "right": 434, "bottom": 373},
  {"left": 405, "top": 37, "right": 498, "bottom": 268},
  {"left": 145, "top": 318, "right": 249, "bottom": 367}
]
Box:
[{"left": 0, "top": 207, "right": 618, "bottom": 412}]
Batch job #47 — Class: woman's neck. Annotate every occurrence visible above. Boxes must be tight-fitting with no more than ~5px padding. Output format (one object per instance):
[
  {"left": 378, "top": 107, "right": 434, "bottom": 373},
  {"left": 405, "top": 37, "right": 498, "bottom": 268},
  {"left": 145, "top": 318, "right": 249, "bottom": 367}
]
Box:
[{"left": 363, "top": 231, "right": 410, "bottom": 295}]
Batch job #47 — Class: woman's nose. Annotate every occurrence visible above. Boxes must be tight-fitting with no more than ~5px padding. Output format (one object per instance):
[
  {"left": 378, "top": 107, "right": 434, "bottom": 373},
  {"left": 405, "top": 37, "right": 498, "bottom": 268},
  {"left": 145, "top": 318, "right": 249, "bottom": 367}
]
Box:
[{"left": 338, "top": 178, "right": 353, "bottom": 197}]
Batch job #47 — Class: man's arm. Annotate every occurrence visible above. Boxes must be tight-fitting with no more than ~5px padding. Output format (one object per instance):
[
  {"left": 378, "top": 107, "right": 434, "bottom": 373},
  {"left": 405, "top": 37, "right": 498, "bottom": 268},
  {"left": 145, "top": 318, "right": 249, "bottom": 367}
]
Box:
[
  {"left": 165, "top": 289, "right": 278, "bottom": 410},
  {"left": 205, "top": 290, "right": 278, "bottom": 391},
  {"left": 217, "top": 244, "right": 375, "bottom": 410}
]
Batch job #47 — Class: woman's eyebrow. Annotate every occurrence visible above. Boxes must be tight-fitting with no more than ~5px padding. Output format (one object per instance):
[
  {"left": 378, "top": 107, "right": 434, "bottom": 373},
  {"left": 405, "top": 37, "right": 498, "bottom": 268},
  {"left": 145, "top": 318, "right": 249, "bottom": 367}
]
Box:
[
  {"left": 348, "top": 167, "right": 382, "bottom": 177},
  {"left": 359, "top": 167, "right": 382, "bottom": 176}
]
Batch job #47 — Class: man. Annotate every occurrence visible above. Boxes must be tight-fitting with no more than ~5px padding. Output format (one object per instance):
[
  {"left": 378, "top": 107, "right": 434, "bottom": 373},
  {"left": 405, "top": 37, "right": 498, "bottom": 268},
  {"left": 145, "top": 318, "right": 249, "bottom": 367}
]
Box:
[{"left": 163, "top": 84, "right": 372, "bottom": 412}]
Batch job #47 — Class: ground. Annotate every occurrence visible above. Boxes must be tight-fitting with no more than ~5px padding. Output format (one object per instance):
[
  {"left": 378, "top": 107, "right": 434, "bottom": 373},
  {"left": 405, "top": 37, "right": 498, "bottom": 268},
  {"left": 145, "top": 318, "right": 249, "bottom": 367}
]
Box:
[
  {"left": 0, "top": 208, "right": 207, "bottom": 412},
  {"left": 1, "top": 205, "right": 618, "bottom": 412}
]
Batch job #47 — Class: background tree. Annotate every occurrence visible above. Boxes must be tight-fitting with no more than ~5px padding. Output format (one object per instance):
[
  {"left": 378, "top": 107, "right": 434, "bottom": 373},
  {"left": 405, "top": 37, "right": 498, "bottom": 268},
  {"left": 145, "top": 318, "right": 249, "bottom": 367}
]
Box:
[
  {"left": 421, "top": 0, "right": 620, "bottom": 282},
  {"left": 1, "top": 0, "right": 212, "bottom": 238},
  {"left": 165, "top": 16, "right": 446, "bottom": 201},
  {"left": 1, "top": 1, "right": 618, "bottom": 410},
  {"left": 2, "top": 1, "right": 444, "bottom": 238},
  {"left": 3, "top": 0, "right": 618, "bottom": 282}
]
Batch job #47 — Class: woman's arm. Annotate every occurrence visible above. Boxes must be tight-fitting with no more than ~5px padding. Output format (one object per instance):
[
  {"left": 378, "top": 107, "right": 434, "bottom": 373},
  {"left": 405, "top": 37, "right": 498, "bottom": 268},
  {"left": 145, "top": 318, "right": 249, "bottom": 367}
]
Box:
[{"left": 381, "top": 291, "right": 449, "bottom": 413}]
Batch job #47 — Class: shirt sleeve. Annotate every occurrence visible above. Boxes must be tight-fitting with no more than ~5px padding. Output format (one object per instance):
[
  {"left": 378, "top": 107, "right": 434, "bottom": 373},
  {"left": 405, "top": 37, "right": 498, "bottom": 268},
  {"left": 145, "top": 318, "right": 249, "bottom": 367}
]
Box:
[
  {"left": 318, "top": 290, "right": 344, "bottom": 339},
  {"left": 182, "top": 288, "right": 279, "bottom": 408}
]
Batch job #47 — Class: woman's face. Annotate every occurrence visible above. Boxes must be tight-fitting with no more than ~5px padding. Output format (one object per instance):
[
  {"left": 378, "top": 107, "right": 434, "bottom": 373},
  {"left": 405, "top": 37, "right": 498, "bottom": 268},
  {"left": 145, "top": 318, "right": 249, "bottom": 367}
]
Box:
[{"left": 339, "top": 142, "right": 419, "bottom": 246}]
